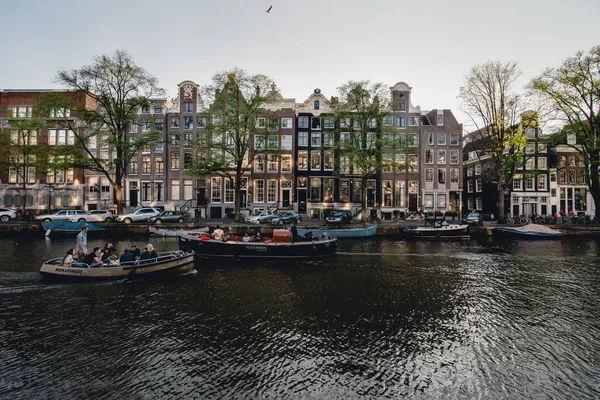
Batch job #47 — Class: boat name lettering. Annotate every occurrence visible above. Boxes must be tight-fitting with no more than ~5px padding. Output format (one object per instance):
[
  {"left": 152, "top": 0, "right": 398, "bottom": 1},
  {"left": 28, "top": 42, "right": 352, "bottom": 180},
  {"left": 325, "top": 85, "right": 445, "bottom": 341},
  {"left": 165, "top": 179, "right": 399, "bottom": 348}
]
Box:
[
  {"left": 245, "top": 246, "right": 267, "bottom": 252},
  {"left": 55, "top": 267, "right": 83, "bottom": 275}
]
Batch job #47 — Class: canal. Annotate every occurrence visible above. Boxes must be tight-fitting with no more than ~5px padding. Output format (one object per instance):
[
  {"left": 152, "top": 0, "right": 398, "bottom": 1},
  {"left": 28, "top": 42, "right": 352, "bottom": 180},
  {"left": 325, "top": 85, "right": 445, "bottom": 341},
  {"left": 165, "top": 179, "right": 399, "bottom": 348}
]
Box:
[{"left": 0, "top": 236, "right": 599, "bottom": 399}]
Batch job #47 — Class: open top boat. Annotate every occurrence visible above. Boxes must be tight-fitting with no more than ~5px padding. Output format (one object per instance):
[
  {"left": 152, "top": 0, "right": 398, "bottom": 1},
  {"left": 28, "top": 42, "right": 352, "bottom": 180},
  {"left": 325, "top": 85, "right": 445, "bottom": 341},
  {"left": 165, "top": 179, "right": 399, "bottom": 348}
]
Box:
[
  {"left": 39, "top": 250, "right": 195, "bottom": 282},
  {"left": 149, "top": 226, "right": 209, "bottom": 237},
  {"left": 178, "top": 229, "right": 337, "bottom": 259},
  {"left": 404, "top": 217, "right": 470, "bottom": 240},
  {"left": 493, "top": 223, "right": 563, "bottom": 240},
  {"left": 295, "top": 224, "right": 378, "bottom": 239}
]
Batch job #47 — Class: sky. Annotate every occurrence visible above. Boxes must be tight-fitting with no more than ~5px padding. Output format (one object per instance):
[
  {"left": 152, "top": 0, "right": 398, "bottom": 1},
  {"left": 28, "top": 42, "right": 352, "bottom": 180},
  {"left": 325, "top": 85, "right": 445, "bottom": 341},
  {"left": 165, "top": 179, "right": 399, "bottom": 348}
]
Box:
[{"left": 1, "top": 0, "right": 599, "bottom": 128}]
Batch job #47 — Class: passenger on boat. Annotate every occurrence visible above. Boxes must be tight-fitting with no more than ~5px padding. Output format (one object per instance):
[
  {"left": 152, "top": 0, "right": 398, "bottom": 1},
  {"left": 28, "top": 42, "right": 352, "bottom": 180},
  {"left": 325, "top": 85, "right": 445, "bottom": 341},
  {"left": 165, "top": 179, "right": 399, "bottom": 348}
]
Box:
[
  {"left": 242, "top": 233, "right": 251, "bottom": 242},
  {"left": 131, "top": 245, "right": 141, "bottom": 260},
  {"left": 140, "top": 244, "right": 158, "bottom": 260},
  {"left": 119, "top": 249, "right": 135, "bottom": 263},
  {"left": 63, "top": 248, "right": 75, "bottom": 266},
  {"left": 212, "top": 225, "right": 225, "bottom": 240},
  {"left": 102, "top": 242, "right": 117, "bottom": 262},
  {"left": 84, "top": 247, "right": 104, "bottom": 268},
  {"left": 254, "top": 231, "right": 262, "bottom": 241},
  {"left": 319, "top": 232, "right": 329, "bottom": 241},
  {"left": 290, "top": 223, "right": 299, "bottom": 243},
  {"left": 222, "top": 233, "right": 231, "bottom": 242},
  {"left": 303, "top": 229, "right": 313, "bottom": 240}
]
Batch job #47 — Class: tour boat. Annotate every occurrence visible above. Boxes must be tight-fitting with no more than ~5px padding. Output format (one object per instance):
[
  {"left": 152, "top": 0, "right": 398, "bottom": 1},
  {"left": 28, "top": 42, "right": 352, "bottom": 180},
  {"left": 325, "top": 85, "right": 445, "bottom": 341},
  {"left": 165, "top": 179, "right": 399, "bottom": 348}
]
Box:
[
  {"left": 295, "top": 224, "right": 378, "bottom": 238},
  {"left": 149, "top": 226, "right": 209, "bottom": 237},
  {"left": 493, "top": 224, "right": 563, "bottom": 240},
  {"left": 178, "top": 229, "right": 337, "bottom": 259},
  {"left": 404, "top": 217, "right": 470, "bottom": 239},
  {"left": 39, "top": 250, "right": 195, "bottom": 281}
]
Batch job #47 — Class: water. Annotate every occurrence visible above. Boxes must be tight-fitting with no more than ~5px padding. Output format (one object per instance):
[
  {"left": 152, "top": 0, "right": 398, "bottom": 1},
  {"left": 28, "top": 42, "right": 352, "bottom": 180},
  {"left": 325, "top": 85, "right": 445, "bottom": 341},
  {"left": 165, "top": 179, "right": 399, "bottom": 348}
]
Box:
[{"left": 0, "top": 236, "right": 599, "bottom": 399}]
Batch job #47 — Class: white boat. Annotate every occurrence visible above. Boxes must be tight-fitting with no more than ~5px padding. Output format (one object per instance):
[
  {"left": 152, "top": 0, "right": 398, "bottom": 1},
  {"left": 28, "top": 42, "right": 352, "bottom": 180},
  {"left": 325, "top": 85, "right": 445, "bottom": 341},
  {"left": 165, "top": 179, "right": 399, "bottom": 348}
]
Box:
[
  {"left": 39, "top": 250, "right": 195, "bottom": 281},
  {"left": 149, "top": 226, "right": 209, "bottom": 237},
  {"left": 296, "top": 225, "right": 378, "bottom": 238},
  {"left": 404, "top": 217, "right": 470, "bottom": 239}
]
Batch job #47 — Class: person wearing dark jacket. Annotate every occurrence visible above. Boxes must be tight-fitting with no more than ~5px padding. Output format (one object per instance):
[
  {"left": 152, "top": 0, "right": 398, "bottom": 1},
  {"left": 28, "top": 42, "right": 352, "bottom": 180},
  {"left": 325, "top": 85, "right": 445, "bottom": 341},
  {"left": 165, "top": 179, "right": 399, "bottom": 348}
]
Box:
[
  {"left": 140, "top": 244, "right": 158, "bottom": 260},
  {"left": 119, "top": 249, "right": 135, "bottom": 263},
  {"left": 290, "top": 223, "right": 299, "bottom": 242},
  {"left": 131, "top": 245, "right": 141, "bottom": 260}
]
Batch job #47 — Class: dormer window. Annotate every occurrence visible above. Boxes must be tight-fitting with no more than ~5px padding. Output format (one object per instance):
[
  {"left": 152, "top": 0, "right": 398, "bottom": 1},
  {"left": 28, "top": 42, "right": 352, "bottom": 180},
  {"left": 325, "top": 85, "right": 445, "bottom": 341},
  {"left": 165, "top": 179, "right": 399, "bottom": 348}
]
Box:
[{"left": 314, "top": 100, "right": 320, "bottom": 110}]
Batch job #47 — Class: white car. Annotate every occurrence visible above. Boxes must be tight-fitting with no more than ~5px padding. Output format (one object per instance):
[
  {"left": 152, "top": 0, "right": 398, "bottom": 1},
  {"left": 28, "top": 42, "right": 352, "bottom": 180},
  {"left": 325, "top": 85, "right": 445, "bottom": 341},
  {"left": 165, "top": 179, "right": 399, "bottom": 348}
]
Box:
[
  {"left": 116, "top": 208, "right": 161, "bottom": 224},
  {"left": 69, "top": 210, "right": 115, "bottom": 223},
  {"left": 244, "top": 209, "right": 275, "bottom": 224},
  {"left": 35, "top": 210, "right": 88, "bottom": 222},
  {"left": 0, "top": 208, "right": 18, "bottom": 222}
]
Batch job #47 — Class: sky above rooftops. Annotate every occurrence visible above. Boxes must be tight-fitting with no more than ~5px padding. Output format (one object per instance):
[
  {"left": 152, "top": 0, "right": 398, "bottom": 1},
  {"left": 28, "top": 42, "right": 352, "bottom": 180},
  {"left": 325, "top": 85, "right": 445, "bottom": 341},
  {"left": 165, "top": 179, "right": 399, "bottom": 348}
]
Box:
[{"left": 1, "top": 0, "right": 598, "bottom": 130}]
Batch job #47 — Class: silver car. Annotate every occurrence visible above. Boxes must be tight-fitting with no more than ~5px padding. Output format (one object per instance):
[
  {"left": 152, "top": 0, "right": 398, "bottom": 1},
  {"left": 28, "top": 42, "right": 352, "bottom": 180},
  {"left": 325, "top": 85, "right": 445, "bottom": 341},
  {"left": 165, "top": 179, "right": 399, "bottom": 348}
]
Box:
[
  {"left": 69, "top": 210, "right": 115, "bottom": 223},
  {"left": 116, "top": 208, "right": 161, "bottom": 223},
  {"left": 34, "top": 210, "right": 88, "bottom": 222},
  {"left": 0, "top": 208, "right": 18, "bottom": 222}
]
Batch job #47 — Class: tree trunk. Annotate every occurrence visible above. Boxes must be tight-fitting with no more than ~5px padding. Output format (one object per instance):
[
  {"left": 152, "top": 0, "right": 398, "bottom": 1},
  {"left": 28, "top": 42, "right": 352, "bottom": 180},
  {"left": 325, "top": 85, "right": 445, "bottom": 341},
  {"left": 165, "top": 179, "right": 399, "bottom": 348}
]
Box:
[
  {"left": 589, "top": 162, "right": 600, "bottom": 220},
  {"left": 234, "top": 174, "right": 242, "bottom": 222},
  {"left": 497, "top": 181, "right": 505, "bottom": 218},
  {"left": 361, "top": 175, "right": 368, "bottom": 221},
  {"left": 115, "top": 185, "right": 124, "bottom": 214},
  {"left": 21, "top": 181, "right": 27, "bottom": 219}
]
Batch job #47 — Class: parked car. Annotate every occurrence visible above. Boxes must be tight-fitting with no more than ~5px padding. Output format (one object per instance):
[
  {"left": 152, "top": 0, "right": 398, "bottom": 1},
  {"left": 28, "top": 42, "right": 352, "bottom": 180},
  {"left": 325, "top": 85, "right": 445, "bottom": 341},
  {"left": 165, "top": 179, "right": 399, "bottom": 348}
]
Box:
[
  {"left": 69, "top": 210, "right": 114, "bottom": 223},
  {"left": 270, "top": 211, "right": 301, "bottom": 225},
  {"left": 115, "top": 208, "right": 161, "bottom": 224},
  {"left": 326, "top": 210, "right": 353, "bottom": 224},
  {"left": 34, "top": 210, "right": 88, "bottom": 222},
  {"left": 148, "top": 211, "right": 185, "bottom": 224},
  {"left": 0, "top": 208, "right": 18, "bottom": 222},
  {"left": 245, "top": 209, "right": 275, "bottom": 224},
  {"left": 463, "top": 212, "right": 484, "bottom": 226}
]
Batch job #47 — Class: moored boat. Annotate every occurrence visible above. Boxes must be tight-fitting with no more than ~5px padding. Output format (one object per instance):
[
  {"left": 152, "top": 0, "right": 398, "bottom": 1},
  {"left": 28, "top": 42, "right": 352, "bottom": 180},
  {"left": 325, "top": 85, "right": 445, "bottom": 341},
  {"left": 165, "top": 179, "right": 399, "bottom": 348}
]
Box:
[
  {"left": 493, "top": 223, "right": 563, "bottom": 240},
  {"left": 42, "top": 221, "right": 105, "bottom": 237},
  {"left": 178, "top": 229, "right": 337, "bottom": 259},
  {"left": 296, "top": 224, "right": 377, "bottom": 238},
  {"left": 404, "top": 217, "right": 470, "bottom": 240},
  {"left": 39, "top": 250, "right": 195, "bottom": 281},
  {"left": 149, "top": 226, "right": 209, "bottom": 237}
]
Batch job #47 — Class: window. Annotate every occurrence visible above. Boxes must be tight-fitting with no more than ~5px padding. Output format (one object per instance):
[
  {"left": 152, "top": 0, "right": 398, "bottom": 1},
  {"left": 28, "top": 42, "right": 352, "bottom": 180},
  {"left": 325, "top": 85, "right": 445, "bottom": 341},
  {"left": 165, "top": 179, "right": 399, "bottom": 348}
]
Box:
[
  {"left": 425, "top": 149, "right": 434, "bottom": 164},
  {"left": 438, "top": 169, "right": 446, "bottom": 184},
  {"left": 267, "top": 155, "right": 278, "bottom": 172},
  {"left": 437, "top": 150, "right": 446, "bottom": 164},
  {"left": 311, "top": 151, "right": 321, "bottom": 170},
  {"left": 425, "top": 168, "right": 434, "bottom": 183},
  {"left": 467, "top": 198, "right": 474, "bottom": 210},
  {"left": 450, "top": 150, "right": 459, "bottom": 165},
  {"left": 298, "top": 116, "right": 309, "bottom": 128},
  {"left": 183, "top": 133, "right": 192, "bottom": 147},
  {"left": 394, "top": 101, "right": 406, "bottom": 111},
  {"left": 281, "top": 118, "right": 292, "bottom": 129},
  {"left": 211, "top": 177, "right": 221, "bottom": 202},
  {"left": 538, "top": 175, "right": 546, "bottom": 190},
  {"left": 311, "top": 132, "right": 321, "bottom": 147},
  {"left": 476, "top": 197, "right": 483, "bottom": 210},
  {"left": 428, "top": 132, "right": 434, "bottom": 146},
  {"left": 409, "top": 116, "right": 419, "bottom": 126},
  {"left": 314, "top": 100, "right": 320, "bottom": 110},
  {"left": 475, "top": 179, "right": 482, "bottom": 192},
  {"left": 526, "top": 157, "right": 535, "bottom": 170},
  {"left": 171, "top": 152, "right": 180, "bottom": 170},
  {"left": 170, "top": 134, "right": 180, "bottom": 146},
  {"left": 223, "top": 179, "right": 234, "bottom": 203},
  {"left": 450, "top": 133, "right": 459, "bottom": 146},
  {"left": 310, "top": 177, "right": 321, "bottom": 201},
  {"left": 513, "top": 178, "right": 522, "bottom": 190},
  {"left": 324, "top": 117, "right": 334, "bottom": 129},
  {"left": 437, "top": 133, "right": 446, "bottom": 146},
  {"left": 408, "top": 133, "right": 418, "bottom": 147},
  {"left": 424, "top": 193, "right": 434, "bottom": 209},
  {"left": 408, "top": 155, "right": 418, "bottom": 172},
  {"left": 267, "top": 179, "right": 277, "bottom": 202},
  {"left": 142, "top": 157, "right": 151, "bottom": 174},
  {"left": 437, "top": 194, "right": 447, "bottom": 208},
  {"left": 171, "top": 180, "right": 180, "bottom": 201},
  {"left": 525, "top": 128, "right": 536, "bottom": 139},
  {"left": 154, "top": 107, "right": 163, "bottom": 114},
  {"left": 340, "top": 156, "right": 350, "bottom": 174},
  {"left": 395, "top": 116, "right": 405, "bottom": 128},
  {"left": 254, "top": 179, "right": 264, "bottom": 203},
  {"left": 382, "top": 181, "right": 393, "bottom": 207},
  {"left": 538, "top": 157, "right": 547, "bottom": 169},
  {"left": 184, "top": 117, "right": 193, "bottom": 130},
  {"left": 155, "top": 141, "right": 164, "bottom": 153},
  {"left": 254, "top": 155, "right": 265, "bottom": 172},
  {"left": 268, "top": 135, "right": 278, "bottom": 150},
  {"left": 475, "top": 165, "right": 482, "bottom": 175},
  {"left": 323, "top": 132, "right": 333, "bottom": 147},
  {"left": 311, "top": 117, "right": 321, "bottom": 130},
  {"left": 254, "top": 135, "right": 265, "bottom": 150},
  {"left": 170, "top": 117, "right": 179, "bottom": 128},
  {"left": 396, "top": 133, "right": 406, "bottom": 149},
  {"left": 324, "top": 151, "right": 334, "bottom": 170},
  {"left": 437, "top": 110, "right": 444, "bottom": 126},
  {"left": 395, "top": 181, "right": 405, "bottom": 207},
  {"left": 268, "top": 118, "right": 279, "bottom": 131},
  {"left": 395, "top": 154, "right": 406, "bottom": 171},
  {"left": 467, "top": 181, "right": 473, "bottom": 193},
  {"left": 525, "top": 177, "right": 534, "bottom": 190},
  {"left": 195, "top": 117, "right": 206, "bottom": 128},
  {"left": 450, "top": 169, "right": 459, "bottom": 183},
  {"left": 184, "top": 152, "right": 193, "bottom": 169},
  {"left": 340, "top": 132, "right": 349, "bottom": 147},
  {"left": 130, "top": 161, "right": 138, "bottom": 174},
  {"left": 57, "top": 130, "right": 66, "bottom": 145},
  {"left": 154, "top": 119, "right": 164, "bottom": 132},
  {"left": 298, "top": 151, "right": 308, "bottom": 170},
  {"left": 154, "top": 157, "right": 164, "bottom": 173},
  {"left": 298, "top": 132, "right": 308, "bottom": 147},
  {"left": 184, "top": 102, "right": 193, "bottom": 113},
  {"left": 281, "top": 155, "right": 292, "bottom": 173},
  {"left": 280, "top": 135, "right": 292, "bottom": 150},
  {"left": 467, "top": 168, "right": 473, "bottom": 177}
]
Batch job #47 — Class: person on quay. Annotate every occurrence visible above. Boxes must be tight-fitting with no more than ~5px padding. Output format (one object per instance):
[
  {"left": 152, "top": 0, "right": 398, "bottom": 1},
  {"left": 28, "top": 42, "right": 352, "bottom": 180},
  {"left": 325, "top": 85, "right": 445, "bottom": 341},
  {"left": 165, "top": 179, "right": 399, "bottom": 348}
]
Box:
[
  {"left": 63, "top": 248, "right": 75, "bottom": 266},
  {"left": 303, "top": 228, "right": 313, "bottom": 241},
  {"left": 319, "top": 231, "right": 328, "bottom": 241},
  {"left": 76, "top": 224, "right": 89, "bottom": 260},
  {"left": 119, "top": 249, "right": 135, "bottom": 264},
  {"left": 212, "top": 225, "right": 225, "bottom": 240},
  {"left": 131, "top": 245, "right": 141, "bottom": 260},
  {"left": 140, "top": 244, "right": 158, "bottom": 260},
  {"left": 84, "top": 247, "right": 104, "bottom": 268},
  {"left": 290, "top": 222, "right": 299, "bottom": 243}
]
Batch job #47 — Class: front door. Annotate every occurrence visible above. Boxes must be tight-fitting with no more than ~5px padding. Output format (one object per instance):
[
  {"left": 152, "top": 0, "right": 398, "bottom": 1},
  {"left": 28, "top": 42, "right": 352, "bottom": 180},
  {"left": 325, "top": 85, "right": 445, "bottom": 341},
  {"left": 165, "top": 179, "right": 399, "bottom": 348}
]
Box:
[
  {"left": 130, "top": 189, "right": 138, "bottom": 207},
  {"left": 240, "top": 190, "right": 247, "bottom": 209},
  {"left": 298, "top": 189, "right": 307, "bottom": 213},
  {"left": 282, "top": 189, "right": 290, "bottom": 208}
]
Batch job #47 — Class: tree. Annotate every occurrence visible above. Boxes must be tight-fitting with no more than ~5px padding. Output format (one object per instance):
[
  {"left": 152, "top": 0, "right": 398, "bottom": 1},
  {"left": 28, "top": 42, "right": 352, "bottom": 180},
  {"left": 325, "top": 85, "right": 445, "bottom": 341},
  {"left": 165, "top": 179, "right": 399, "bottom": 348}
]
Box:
[
  {"left": 186, "top": 68, "right": 278, "bottom": 222},
  {"left": 459, "top": 61, "right": 530, "bottom": 219},
  {"left": 330, "top": 80, "right": 393, "bottom": 221},
  {"left": 529, "top": 45, "right": 600, "bottom": 219},
  {"left": 50, "top": 49, "right": 164, "bottom": 214}
]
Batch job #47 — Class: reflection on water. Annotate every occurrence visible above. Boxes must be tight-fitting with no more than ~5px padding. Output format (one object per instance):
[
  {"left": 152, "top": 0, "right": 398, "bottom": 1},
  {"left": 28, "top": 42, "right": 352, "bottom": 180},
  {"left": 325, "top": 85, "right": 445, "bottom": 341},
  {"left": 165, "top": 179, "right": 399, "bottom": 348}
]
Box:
[{"left": 0, "top": 236, "right": 599, "bottom": 399}]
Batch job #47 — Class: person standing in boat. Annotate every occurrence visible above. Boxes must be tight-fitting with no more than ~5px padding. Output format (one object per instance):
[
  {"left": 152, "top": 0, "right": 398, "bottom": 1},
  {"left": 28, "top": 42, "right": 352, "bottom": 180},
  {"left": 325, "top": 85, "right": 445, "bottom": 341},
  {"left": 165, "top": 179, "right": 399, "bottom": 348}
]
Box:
[
  {"left": 76, "top": 224, "right": 88, "bottom": 260},
  {"left": 290, "top": 223, "right": 299, "bottom": 243},
  {"left": 212, "top": 225, "right": 224, "bottom": 240}
]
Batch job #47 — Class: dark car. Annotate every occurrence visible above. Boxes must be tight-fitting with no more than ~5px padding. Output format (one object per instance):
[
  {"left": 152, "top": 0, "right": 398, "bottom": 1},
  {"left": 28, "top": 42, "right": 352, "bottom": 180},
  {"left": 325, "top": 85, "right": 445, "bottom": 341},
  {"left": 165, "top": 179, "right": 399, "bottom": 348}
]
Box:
[
  {"left": 270, "top": 211, "right": 301, "bottom": 225},
  {"left": 148, "top": 211, "right": 185, "bottom": 224},
  {"left": 462, "top": 212, "right": 483, "bottom": 226},
  {"left": 326, "top": 210, "right": 352, "bottom": 224}
]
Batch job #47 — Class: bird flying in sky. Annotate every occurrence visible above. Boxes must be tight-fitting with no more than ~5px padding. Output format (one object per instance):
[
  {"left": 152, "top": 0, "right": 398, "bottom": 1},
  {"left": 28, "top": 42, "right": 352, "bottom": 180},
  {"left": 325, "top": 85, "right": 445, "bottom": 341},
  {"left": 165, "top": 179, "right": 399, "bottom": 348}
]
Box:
[{"left": 265, "top": 5, "right": 272, "bottom": 13}]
